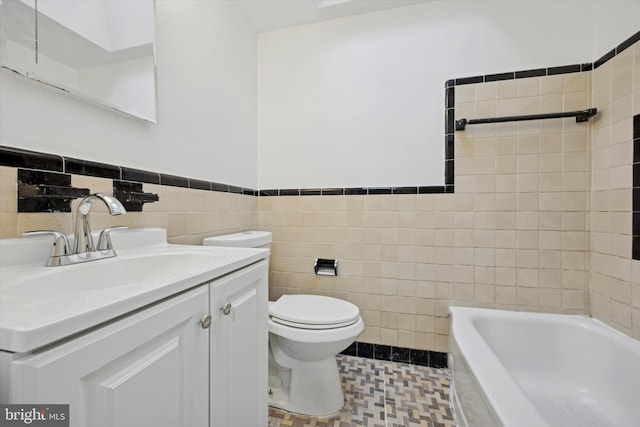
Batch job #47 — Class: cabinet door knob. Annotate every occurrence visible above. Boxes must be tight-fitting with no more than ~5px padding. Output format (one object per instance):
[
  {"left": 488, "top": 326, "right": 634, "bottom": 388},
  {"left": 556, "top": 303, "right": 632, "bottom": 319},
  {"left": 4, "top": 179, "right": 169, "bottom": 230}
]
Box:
[
  {"left": 221, "top": 303, "right": 232, "bottom": 315},
  {"left": 200, "top": 314, "right": 212, "bottom": 329}
]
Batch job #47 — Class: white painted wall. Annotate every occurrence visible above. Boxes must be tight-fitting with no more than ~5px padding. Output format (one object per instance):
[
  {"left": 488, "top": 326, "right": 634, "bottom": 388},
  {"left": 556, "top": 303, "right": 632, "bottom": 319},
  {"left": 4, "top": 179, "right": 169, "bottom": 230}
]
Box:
[
  {"left": 0, "top": 0, "right": 258, "bottom": 188},
  {"left": 257, "top": 1, "right": 616, "bottom": 189},
  {"left": 592, "top": 1, "right": 640, "bottom": 59}
]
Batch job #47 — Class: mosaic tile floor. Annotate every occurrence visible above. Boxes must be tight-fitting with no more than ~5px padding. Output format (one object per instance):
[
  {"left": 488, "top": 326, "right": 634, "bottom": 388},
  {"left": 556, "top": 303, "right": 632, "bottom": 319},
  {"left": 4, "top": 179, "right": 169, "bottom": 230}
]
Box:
[{"left": 267, "top": 355, "right": 455, "bottom": 427}]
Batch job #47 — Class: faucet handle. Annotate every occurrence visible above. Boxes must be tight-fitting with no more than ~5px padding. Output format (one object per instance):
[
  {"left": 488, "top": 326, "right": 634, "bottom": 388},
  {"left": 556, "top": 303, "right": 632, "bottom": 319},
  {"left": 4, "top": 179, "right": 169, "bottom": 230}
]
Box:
[
  {"left": 22, "top": 231, "right": 70, "bottom": 261},
  {"left": 97, "top": 226, "right": 128, "bottom": 251}
]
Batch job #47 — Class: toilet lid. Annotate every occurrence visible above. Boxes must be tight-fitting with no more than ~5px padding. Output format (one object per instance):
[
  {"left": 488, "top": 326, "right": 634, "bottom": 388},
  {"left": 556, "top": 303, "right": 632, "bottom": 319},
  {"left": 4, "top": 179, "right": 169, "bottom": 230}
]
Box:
[{"left": 269, "top": 295, "right": 360, "bottom": 327}]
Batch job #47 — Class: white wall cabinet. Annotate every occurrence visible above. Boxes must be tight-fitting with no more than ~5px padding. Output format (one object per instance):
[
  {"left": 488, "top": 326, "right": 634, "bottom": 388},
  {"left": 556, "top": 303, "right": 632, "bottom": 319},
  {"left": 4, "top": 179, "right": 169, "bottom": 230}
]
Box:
[{"left": 210, "top": 260, "right": 268, "bottom": 427}]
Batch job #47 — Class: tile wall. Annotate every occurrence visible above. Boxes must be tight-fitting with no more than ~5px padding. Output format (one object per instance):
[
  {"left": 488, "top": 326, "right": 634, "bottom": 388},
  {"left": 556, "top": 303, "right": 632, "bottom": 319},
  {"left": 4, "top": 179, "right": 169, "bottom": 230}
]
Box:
[
  {"left": 589, "top": 42, "right": 640, "bottom": 339},
  {"left": 0, "top": 166, "right": 258, "bottom": 244},
  {"left": 260, "top": 69, "right": 593, "bottom": 352}
]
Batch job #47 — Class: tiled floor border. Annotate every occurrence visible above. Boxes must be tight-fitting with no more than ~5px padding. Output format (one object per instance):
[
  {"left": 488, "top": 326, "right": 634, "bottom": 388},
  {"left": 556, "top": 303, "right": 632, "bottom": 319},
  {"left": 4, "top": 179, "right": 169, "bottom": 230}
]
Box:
[{"left": 340, "top": 341, "right": 448, "bottom": 369}]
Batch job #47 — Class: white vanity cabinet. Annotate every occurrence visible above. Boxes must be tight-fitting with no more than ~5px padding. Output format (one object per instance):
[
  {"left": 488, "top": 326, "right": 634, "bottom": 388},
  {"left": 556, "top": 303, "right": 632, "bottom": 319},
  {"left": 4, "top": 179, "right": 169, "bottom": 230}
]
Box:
[
  {"left": 7, "top": 285, "right": 210, "bottom": 427},
  {"left": 209, "top": 259, "right": 268, "bottom": 427}
]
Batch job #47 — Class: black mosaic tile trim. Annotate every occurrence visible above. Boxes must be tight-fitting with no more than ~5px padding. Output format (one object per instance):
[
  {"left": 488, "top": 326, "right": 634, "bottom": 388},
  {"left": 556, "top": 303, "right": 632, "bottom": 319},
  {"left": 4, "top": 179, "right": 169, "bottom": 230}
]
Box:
[
  {"left": 17, "top": 169, "right": 89, "bottom": 212},
  {"left": 419, "top": 186, "right": 445, "bottom": 194},
  {"left": 339, "top": 342, "right": 448, "bottom": 368},
  {"left": 113, "top": 181, "right": 159, "bottom": 212},
  {"left": 445, "top": 135, "right": 454, "bottom": 160},
  {"left": 455, "top": 75, "right": 483, "bottom": 85},
  {"left": 278, "top": 188, "right": 300, "bottom": 196},
  {"left": 344, "top": 188, "right": 368, "bottom": 195},
  {"left": 229, "top": 185, "right": 244, "bottom": 194},
  {"left": 259, "top": 189, "right": 279, "bottom": 197},
  {"left": 617, "top": 30, "right": 640, "bottom": 55},
  {"left": 594, "top": 49, "right": 616, "bottom": 69},
  {"left": 300, "top": 188, "right": 321, "bottom": 196},
  {"left": 368, "top": 187, "right": 392, "bottom": 195},
  {"left": 321, "top": 188, "right": 344, "bottom": 196},
  {"left": 392, "top": 187, "right": 418, "bottom": 194},
  {"left": 242, "top": 188, "right": 257, "bottom": 196},
  {"left": 547, "top": 64, "right": 581, "bottom": 75},
  {"left": 0, "top": 146, "right": 63, "bottom": 172},
  {"left": 515, "top": 68, "right": 547, "bottom": 79},
  {"left": 633, "top": 114, "right": 640, "bottom": 261},
  {"left": 65, "top": 157, "right": 121, "bottom": 179},
  {"left": 160, "top": 173, "right": 189, "bottom": 188},
  {"left": 485, "top": 71, "right": 514, "bottom": 82},
  {"left": 121, "top": 167, "right": 160, "bottom": 185},
  {"left": 212, "top": 182, "right": 230, "bottom": 193},
  {"left": 189, "top": 178, "right": 211, "bottom": 191}
]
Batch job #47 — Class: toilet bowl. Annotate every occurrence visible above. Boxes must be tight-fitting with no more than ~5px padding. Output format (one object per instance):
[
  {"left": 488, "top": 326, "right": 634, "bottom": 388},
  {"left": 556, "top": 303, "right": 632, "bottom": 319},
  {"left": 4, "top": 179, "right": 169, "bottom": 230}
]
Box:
[
  {"left": 203, "top": 231, "right": 365, "bottom": 416},
  {"left": 268, "top": 294, "right": 364, "bottom": 416}
]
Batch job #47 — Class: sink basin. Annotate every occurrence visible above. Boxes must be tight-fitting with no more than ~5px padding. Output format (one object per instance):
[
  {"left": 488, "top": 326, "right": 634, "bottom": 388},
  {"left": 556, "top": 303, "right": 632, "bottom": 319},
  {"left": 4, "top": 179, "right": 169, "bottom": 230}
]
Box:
[
  {"left": 7, "top": 250, "right": 221, "bottom": 295},
  {"left": 0, "top": 228, "right": 269, "bottom": 353}
]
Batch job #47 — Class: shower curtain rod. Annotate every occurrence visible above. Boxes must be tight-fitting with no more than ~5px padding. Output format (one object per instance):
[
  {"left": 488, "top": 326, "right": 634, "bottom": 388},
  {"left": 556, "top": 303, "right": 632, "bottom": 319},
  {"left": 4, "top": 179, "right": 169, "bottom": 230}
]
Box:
[{"left": 455, "top": 108, "right": 597, "bottom": 131}]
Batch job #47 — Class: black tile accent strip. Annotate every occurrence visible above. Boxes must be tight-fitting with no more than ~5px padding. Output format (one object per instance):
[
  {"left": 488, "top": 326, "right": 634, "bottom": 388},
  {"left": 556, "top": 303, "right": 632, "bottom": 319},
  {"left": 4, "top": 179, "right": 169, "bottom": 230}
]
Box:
[
  {"left": 0, "top": 146, "right": 63, "bottom": 172},
  {"left": 634, "top": 113, "right": 640, "bottom": 261},
  {"left": 212, "top": 182, "right": 230, "bottom": 193},
  {"left": 65, "top": 157, "right": 121, "bottom": 179},
  {"left": 419, "top": 186, "right": 445, "bottom": 194},
  {"left": 242, "top": 188, "right": 256, "bottom": 196},
  {"left": 368, "top": 187, "right": 392, "bottom": 195},
  {"left": 594, "top": 48, "right": 616, "bottom": 69},
  {"left": 259, "top": 189, "right": 279, "bottom": 197},
  {"left": 189, "top": 179, "right": 211, "bottom": 191},
  {"left": 17, "top": 169, "right": 89, "bottom": 212},
  {"left": 321, "top": 188, "right": 344, "bottom": 196},
  {"left": 113, "top": 181, "right": 159, "bottom": 212},
  {"left": 344, "top": 188, "right": 368, "bottom": 195},
  {"left": 393, "top": 187, "right": 418, "bottom": 194},
  {"left": 339, "top": 342, "right": 448, "bottom": 368},
  {"left": 581, "top": 63, "right": 593, "bottom": 72},
  {"left": 515, "top": 68, "right": 547, "bottom": 79},
  {"left": 229, "top": 185, "right": 244, "bottom": 194},
  {"left": 547, "top": 64, "right": 581, "bottom": 75},
  {"left": 445, "top": 135, "right": 454, "bottom": 160},
  {"left": 300, "top": 188, "right": 321, "bottom": 196},
  {"left": 485, "top": 72, "right": 514, "bottom": 82},
  {"left": 455, "top": 76, "right": 483, "bottom": 85},
  {"left": 121, "top": 167, "right": 160, "bottom": 185},
  {"left": 279, "top": 189, "right": 300, "bottom": 196},
  {"left": 160, "top": 173, "right": 189, "bottom": 188},
  {"left": 617, "top": 30, "right": 640, "bottom": 55}
]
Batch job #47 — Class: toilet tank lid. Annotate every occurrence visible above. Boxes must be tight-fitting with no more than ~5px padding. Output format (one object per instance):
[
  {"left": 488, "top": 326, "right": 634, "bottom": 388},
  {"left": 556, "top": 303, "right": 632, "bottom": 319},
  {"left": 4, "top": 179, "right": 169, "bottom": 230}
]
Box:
[
  {"left": 203, "top": 231, "right": 272, "bottom": 247},
  {"left": 270, "top": 294, "right": 360, "bottom": 326}
]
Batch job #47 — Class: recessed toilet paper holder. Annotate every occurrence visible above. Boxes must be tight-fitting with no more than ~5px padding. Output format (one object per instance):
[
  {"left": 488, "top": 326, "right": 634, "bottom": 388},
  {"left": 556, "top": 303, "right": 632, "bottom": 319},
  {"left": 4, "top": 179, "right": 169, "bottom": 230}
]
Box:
[{"left": 314, "top": 258, "right": 338, "bottom": 276}]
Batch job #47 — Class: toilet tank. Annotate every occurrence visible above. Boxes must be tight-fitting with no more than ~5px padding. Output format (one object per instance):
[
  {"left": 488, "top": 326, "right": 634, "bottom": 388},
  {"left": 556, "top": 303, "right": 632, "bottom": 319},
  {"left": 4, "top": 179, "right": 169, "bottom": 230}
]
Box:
[{"left": 203, "top": 231, "right": 272, "bottom": 249}]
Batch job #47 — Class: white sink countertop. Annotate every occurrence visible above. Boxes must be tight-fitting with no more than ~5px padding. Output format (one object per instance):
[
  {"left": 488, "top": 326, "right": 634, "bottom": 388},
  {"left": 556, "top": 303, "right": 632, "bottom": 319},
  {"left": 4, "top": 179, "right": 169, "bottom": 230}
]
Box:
[{"left": 0, "top": 228, "right": 269, "bottom": 353}]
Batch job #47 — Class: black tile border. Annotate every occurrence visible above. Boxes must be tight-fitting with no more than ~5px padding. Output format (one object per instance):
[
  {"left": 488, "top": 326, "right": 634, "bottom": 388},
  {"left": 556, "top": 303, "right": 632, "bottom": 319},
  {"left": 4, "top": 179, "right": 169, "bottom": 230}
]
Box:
[
  {"left": 633, "top": 114, "right": 640, "bottom": 261},
  {"left": 339, "top": 341, "right": 448, "bottom": 369},
  {"left": 0, "top": 145, "right": 256, "bottom": 196}
]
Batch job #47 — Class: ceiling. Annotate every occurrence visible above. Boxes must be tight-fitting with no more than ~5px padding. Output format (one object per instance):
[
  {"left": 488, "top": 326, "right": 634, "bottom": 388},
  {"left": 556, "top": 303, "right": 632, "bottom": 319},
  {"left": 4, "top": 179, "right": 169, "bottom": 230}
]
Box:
[{"left": 235, "top": 0, "right": 429, "bottom": 33}]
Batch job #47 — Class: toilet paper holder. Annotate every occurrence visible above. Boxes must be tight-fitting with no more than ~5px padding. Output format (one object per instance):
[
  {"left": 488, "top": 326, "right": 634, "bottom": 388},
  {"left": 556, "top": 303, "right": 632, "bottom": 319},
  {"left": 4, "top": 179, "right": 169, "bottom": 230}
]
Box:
[{"left": 314, "top": 258, "right": 338, "bottom": 276}]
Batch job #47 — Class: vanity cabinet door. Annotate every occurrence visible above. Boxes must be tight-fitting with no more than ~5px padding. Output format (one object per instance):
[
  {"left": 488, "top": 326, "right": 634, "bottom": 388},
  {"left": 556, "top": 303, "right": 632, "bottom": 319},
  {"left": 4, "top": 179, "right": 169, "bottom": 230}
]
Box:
[
  {"left": 210, "top": 260, "right": 268, "bottom": 427},
  {"left": 10, "top": 286, "right": 210, "bottom": 427}
]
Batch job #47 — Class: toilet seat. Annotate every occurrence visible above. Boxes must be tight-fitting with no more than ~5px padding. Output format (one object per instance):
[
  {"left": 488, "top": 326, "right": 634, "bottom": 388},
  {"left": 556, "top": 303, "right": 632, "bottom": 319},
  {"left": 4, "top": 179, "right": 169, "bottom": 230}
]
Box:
[{"left": 269, "top": 294, "right": 360, "bottom": 329}]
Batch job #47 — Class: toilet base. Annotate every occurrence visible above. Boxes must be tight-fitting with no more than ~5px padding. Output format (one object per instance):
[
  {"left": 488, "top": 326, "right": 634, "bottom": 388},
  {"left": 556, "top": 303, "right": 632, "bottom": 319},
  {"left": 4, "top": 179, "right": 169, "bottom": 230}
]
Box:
[{"left": 269, "top": 351, "right": 345, "bottom": 416}]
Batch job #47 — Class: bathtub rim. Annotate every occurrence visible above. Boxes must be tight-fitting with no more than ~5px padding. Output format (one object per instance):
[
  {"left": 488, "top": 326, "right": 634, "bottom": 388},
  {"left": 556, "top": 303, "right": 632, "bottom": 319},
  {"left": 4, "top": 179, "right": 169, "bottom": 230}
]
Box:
[{"left": 449, "top": 306, "right": 559, "bottom": 427}]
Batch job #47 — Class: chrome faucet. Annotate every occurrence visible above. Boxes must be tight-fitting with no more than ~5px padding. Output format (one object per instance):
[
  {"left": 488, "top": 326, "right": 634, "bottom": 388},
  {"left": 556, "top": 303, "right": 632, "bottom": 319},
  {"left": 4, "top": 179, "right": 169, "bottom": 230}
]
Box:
[
  {"left": 23, "top": 193, "right": 127, "bottom": 266},
  {"left": 73, "top": 193, "right": 126, "bottom": 254}
]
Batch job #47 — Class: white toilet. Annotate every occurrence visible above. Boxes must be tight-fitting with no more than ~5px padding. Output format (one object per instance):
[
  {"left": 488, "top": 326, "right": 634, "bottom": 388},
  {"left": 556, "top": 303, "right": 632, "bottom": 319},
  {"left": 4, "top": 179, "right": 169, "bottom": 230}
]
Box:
[{"left": 203, "top": 231, "right": 364, "bottom": 416}]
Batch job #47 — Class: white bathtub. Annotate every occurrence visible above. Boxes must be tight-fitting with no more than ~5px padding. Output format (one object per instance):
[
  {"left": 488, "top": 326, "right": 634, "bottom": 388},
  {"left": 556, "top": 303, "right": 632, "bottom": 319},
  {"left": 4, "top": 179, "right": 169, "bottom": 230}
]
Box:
[{"left": 448, "top": 307, "right": 640, "bottom": 427}]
